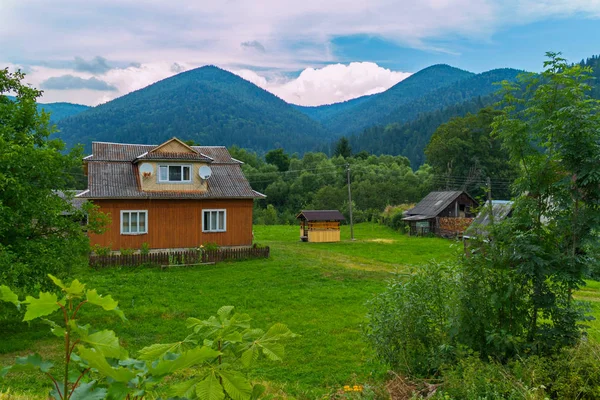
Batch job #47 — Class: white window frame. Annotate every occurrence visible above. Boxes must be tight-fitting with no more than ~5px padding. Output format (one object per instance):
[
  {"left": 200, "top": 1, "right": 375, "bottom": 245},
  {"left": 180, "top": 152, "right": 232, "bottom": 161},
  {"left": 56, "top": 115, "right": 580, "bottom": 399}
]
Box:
[
  {"left": 157, "top": 164, "right": 192, "bottom": 183},
  {"left": 120, "top": 210, "right": 148, "bottom": 235},
  {"left": 202, "top": 209, "right": 226, "bottom": 232}
]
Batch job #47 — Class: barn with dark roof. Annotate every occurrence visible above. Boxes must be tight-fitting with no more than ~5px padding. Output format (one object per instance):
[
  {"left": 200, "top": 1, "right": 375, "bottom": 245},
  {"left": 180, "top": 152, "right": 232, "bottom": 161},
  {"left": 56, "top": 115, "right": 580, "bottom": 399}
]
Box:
[
  {"left": 403, "top": 191, "right": 478, "bottom": 237},
  {"left": 78, "top": 137, "right": 264, "bottom": 251}
]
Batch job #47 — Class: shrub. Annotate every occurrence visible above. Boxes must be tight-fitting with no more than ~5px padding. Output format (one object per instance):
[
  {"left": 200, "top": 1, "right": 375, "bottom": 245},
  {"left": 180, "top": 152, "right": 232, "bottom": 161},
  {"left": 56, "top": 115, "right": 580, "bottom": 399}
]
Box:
[
  {"left": 140, "top": 242, "right": 150, "bottom": 255},
  {"left": 203, "top": 242, "right": 219, "bottom": 252},
  {"left": 119, "top": 248, "right": 135, "bottom": 256},
  {"left": 365, "top": 262, "right": 460, "bottom": 376},
  {"left": 92, "top": 243, "right": 111, "bottom": 256}
]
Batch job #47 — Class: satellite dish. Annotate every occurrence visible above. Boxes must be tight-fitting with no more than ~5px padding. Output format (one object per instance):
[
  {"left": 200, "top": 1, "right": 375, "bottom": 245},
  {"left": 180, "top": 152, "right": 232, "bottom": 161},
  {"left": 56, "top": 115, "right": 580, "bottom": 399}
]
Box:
[
  {"left": 199, "top": 165, "right": 212, "bottom": 179},
  {"left": 139, "top": 163, "right": 154, "bottom": 176}
]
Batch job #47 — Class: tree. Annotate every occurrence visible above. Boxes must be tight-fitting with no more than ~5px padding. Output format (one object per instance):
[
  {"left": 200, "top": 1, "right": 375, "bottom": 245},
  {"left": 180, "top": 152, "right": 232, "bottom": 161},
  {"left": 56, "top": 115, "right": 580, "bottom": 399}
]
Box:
[
  {"left": 485, "top": 52, "right": 600, "bottom": 350},
  {"left": 0, "top": 69, "right": 98, "bottom": 293},
  {"left": 334, "top": 136, "right": 352, "bottom": 158},
  {"left": 425, "top": 107, "right": 517, "bottom": 198},
  {"left": 265, "top": 148, "right": 290, "bottom": 172}
]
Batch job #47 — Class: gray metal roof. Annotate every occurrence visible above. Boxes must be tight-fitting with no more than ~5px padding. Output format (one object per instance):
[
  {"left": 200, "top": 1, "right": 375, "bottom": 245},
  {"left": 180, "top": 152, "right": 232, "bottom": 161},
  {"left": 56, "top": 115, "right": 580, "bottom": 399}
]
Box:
[
  {"left": 81, "top": 142, "right": 262, "bottom": 200},
  {"left": 404, "top": 191, "right": 471, "bottom": 219},
  {"left": 296, "top": 210, "right": 345, "bottom": 221},
  {"left": 465, "top": 200, "right": 513, "bottom": 237},
  {"left": 55, "top": 190, "right": 87, "bottom": 214}
]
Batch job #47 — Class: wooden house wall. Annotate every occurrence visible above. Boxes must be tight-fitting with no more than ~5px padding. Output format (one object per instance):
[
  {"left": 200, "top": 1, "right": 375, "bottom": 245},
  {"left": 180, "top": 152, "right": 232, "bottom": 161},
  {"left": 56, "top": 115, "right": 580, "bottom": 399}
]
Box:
[
  {"left": 438, "top": 194, "right": 477, "bottom": 218},
  {"left": 89, "top": 199, "right": 253, "bottom": 250}
]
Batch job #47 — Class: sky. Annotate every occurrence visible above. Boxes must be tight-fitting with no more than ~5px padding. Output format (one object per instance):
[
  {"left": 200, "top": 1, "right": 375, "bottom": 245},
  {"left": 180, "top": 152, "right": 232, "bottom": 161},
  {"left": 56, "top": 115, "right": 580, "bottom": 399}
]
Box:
[{"left": 2, "top": 0, "right": 600, "bottom": 107}]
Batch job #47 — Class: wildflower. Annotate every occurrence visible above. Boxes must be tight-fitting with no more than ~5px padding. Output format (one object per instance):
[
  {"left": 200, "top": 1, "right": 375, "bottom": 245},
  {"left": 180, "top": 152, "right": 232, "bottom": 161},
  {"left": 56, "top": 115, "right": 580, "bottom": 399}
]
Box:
[
  {"left": 343, "top": 385, "right": 352, "bottom": 392},
  {"left": 353, "top": 385, "right": 363, "bottom": 392}
]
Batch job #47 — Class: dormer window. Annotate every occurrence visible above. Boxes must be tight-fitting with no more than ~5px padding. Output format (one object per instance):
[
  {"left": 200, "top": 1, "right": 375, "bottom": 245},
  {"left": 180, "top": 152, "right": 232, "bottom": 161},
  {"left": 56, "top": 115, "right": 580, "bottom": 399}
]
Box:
[{"left": 158, "top": 164, "right": 192, "bottom": 183}]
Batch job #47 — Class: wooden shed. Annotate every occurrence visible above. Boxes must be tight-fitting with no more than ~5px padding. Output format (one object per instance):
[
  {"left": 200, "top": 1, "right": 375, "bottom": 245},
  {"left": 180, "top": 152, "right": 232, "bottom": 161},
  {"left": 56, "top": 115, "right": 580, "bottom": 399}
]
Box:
[
  {"left": 403, "top": 191, "right": 478, "bottom": 237},
  {"left": 296, "top": 210, "right": 345, "bottom": 243}
]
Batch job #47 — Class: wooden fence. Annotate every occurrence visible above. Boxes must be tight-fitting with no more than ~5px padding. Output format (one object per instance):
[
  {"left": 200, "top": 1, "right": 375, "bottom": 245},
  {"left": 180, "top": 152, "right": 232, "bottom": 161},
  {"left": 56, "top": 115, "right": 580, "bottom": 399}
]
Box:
[{"left": 89, "top": 247, "right": 270, "bottom": 269}]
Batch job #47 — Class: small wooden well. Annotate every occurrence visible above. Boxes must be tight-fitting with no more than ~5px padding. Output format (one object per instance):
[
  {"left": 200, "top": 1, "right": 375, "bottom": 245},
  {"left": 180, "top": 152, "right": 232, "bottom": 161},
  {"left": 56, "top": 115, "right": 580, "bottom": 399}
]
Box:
[{"left": 296, "top": 210, "right": 345, "bottom": 243}]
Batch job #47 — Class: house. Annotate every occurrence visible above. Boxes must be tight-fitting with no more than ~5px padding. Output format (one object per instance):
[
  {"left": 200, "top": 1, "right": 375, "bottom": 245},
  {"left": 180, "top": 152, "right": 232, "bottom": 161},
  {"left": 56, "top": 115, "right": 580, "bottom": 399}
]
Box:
[
  {"left": 403, "top": 190, "right": 478, "bottom": 237},
  {"left": 296, "top": 210, "right": 345, "bottom": 243},
  {"left": 77, "top": 137, "right": 265, "bottom": 251},
  {"left": 463, "top": 200, "right": 513, "bottom": 252}
]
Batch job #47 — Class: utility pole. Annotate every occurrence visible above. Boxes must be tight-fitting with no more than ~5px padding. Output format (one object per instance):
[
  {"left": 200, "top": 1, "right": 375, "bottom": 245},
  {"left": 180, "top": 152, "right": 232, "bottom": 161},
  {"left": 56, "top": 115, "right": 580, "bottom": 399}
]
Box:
[
  {"left": 487, "top": 177, "right": 494, "bottom": 227},
  {"left": 346, "top": 163, "right": 355, "bottom": 241}
]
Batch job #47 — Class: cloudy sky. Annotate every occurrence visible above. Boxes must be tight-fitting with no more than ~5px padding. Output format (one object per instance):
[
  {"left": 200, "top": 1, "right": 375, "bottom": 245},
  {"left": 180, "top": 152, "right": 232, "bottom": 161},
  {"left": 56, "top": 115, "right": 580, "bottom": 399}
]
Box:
[{"left": 2, "top": 0, "right": 600, "bottom": 106}]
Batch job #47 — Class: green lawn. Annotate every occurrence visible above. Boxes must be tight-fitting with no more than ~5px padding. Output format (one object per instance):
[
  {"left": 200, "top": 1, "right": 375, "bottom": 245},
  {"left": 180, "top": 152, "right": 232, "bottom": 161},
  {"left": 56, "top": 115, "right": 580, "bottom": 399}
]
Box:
[
  {"left": 0, "top": 223, "right": 456, "bottom": 398},
  {"left": 2, "top": 223, "right": 599, "bottom": 398}
]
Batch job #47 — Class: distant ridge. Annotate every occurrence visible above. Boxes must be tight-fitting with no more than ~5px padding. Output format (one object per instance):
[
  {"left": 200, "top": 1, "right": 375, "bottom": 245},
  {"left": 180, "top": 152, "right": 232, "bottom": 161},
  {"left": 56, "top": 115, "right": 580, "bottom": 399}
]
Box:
[
  {"left": 5, "top": 96, "right": 89, "bottom": 123},
  {"left": 296, "top": 64, "right": 475, "bottom": 135},
  {"left": 56, "top": 66, "right": 332, "bottom": 153}
]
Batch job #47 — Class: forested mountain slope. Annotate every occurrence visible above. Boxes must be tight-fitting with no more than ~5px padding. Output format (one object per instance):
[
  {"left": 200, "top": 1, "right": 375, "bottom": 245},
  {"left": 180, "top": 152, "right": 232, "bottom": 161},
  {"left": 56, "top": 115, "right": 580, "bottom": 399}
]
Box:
[
  {"left": 6, "top": 96, "right": 89, "bottom": 123},
  {"left": 347, "top": 68, "right": 521, "bottom": 166},
  {"left": 56, "top": 66, "right": 331, "bottom": 153},
  {"left": 297, "top": 64, "right": 474, "bottom": 135}
]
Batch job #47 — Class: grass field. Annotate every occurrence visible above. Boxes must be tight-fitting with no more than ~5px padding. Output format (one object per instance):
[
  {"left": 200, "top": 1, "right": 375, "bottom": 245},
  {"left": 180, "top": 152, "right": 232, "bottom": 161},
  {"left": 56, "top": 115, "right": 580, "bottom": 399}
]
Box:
[
  {"left": 1, "top": 223, "right": 599, "bottom": 398},
  {"left": 0, "top": 223, "right": 457, "bottom": 398}
]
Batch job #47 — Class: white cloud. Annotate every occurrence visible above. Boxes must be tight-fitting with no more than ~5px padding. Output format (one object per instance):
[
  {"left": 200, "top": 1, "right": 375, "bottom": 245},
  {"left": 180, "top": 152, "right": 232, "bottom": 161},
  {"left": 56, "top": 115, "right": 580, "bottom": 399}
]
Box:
[
  {"left": 6, "top": 60, "right": 410, "bottom": 106},
  {"left": 233, "top": 62, "right": 411, "bottom": 106}
]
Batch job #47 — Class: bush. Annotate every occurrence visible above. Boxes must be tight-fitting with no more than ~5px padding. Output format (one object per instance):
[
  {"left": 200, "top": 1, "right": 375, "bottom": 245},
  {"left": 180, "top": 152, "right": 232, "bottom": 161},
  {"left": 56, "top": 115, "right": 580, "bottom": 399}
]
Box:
[
  {"left": 92, "top": 243, "right": 111, "bottom": 256},
  {"left": 365, "top": 262, "right": 460, "bottom": 376},
  {"left": 140, "top": 242, "right": 150, "bottom": 255},
  {"left": 120, "top": 248, "right": 135, "bottom": 256}
]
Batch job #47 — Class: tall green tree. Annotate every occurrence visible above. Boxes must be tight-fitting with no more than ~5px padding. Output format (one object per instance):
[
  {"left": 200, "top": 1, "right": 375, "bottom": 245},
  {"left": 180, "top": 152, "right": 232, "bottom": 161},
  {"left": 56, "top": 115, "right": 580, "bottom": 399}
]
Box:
[
  {"left": 0, "top": 69, "right": 94, "bottom": 292},
  {"left": 334, "top": 136, "right": 352, "bottom": 158},
  {"left": 425, "top": 107, "right": 517, "bottom": 198},
  {"left": 265, "top": 148, "right": 290, "bottom": 172},
  {"left": 487, "top": 52, "right": 600, "bottom": 350}
]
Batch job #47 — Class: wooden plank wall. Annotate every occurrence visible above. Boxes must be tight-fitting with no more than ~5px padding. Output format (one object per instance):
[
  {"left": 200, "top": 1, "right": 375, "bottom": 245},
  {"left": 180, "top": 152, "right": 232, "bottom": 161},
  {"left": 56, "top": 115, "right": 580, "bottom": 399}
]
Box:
[
  {"left": 308, "top": 230, "right": 340, "bottom": 242},
  {"left": 89, "top": 199, "right": 253, "bottom": 250}
]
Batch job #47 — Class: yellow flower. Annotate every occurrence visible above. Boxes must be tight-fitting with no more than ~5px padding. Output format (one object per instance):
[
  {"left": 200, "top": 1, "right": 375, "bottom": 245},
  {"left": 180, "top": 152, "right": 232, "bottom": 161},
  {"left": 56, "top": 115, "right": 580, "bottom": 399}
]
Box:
[
  {"left": 343, "top": 385, "right": 352, "bottom": 392},
  {"left": 353, "top": 385, "right": 363, "bottom": 392}
]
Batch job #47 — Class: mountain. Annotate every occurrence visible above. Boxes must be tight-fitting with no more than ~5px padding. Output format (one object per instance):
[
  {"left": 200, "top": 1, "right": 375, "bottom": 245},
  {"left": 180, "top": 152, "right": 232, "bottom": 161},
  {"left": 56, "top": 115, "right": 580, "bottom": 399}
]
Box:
[
  {"left": 56, "top": 66, "right": 331, "bottom": 153},
  {"left": 6, "top": 96, "right": 89, "bottom": 123},
  {"left": 296, "top": 64, "right": 475, "bottom": 135},
  {"left": 39, "top": 102, "right": 89, "bottom": 123},
  {"left": 348, "top": 68, "right": 523, "bottom": 166}
]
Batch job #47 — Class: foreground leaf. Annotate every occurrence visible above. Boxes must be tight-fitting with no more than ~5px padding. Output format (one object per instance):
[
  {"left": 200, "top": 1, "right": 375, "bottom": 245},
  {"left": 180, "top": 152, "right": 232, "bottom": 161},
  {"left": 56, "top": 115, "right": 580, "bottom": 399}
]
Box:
[
  {"left": 86, "top": 290, "right": 126, "bottom": 320},
  {"left": 23, "top": 292, "right": 61, "bottom": 321},
  {"left": 77, "top": 346, "right": 136, "bottom": 383},
  {"left": 0, "top": 285, "right": 19, "bottom": 308},
  {"left": 82, "top": 330, "right": 126, "bottom": 359},
  {"left": 0, "top": 353, "right": 53, "bottom": 377},
  {"left": 69, "top": 380, "right": 107, "bottom": 400},
  {"left": 196, "top": 372, "right": 225, "bottom": 400},
  {"left": 150, "top": 346, "right": 220, "bottom": 376},
  {"left": 218, "top": 369, "right": 253, "bottom": 400}
]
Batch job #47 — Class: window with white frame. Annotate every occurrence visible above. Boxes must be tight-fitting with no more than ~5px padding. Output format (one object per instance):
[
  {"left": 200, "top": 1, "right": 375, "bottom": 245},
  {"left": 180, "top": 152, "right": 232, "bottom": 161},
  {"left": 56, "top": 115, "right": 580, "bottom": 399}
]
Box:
[
  {"left": 158, "top": 165, "right": 192, "bottom": 183},
  {"left": 121, "top": 210, "right": 147, "bottom": 234},
  {"left": 203, "top": 209, "right": 226, "bottom": 232}
]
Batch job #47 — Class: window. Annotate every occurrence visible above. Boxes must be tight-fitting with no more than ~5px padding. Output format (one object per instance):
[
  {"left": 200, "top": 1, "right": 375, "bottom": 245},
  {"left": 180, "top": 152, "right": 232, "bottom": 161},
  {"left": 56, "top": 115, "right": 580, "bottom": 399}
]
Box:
[
  {"left": 158, "top": 165, "right": 191, "bottom": 183},
  {"left": 121, "top": 210, "right": 147, "bottom": 234},
  {"left": 203, "top": 209, "right": 226, "bottom": 232}
]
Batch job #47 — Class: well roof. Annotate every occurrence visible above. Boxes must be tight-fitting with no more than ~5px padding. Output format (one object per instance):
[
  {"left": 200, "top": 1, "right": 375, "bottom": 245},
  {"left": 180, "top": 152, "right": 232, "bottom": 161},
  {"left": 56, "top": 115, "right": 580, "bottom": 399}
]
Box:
[{"left": 296, "top": 210, "right": 346, "bottom": 221}]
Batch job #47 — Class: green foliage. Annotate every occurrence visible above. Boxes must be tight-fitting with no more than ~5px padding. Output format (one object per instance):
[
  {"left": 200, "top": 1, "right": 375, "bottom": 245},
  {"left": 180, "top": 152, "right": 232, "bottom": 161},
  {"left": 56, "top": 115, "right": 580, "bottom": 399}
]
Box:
[
  {"left": 202, "top": 242, "right": 220, "bottom": 252},
  {"left": 380, "top": 205, "right": 413, "bottom": 232},
  {"left": 174, "top": 306, "right": 297, "bottom": 400},
  {"left": 1, "top": 275, "right": 296, "bottom": 400},
  {"left": 425, "top": 107, "right": 518, "bottom": 199},
  {"left": 140, "top": 242, "right": 150, "bottom": 256},
  {"left": 265, "top": 148, "right": 290, "bottom": 172},
  {"left": 0, "top": 69, "right": 96, "bottom": 294},
  {"left": 349, "top": 69, "right": 521, "bottom": 167},
  {"left": 365, "top": 263, "right": 460, "bottom": 376},
  {"left": 119, "top": 248, "right": 135, "bottom": 256},
  {"left": 250, "top": 149, "right": 433, "bottom": 225},
  {"left": 56, "top": 66, "right": 331, "bottom": 154},
  {"left": 92, "top": 244, "right": 111, "bottom": 256},
  {"left": 334, "top": 137, "right": 352, "bottom": 158}
]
